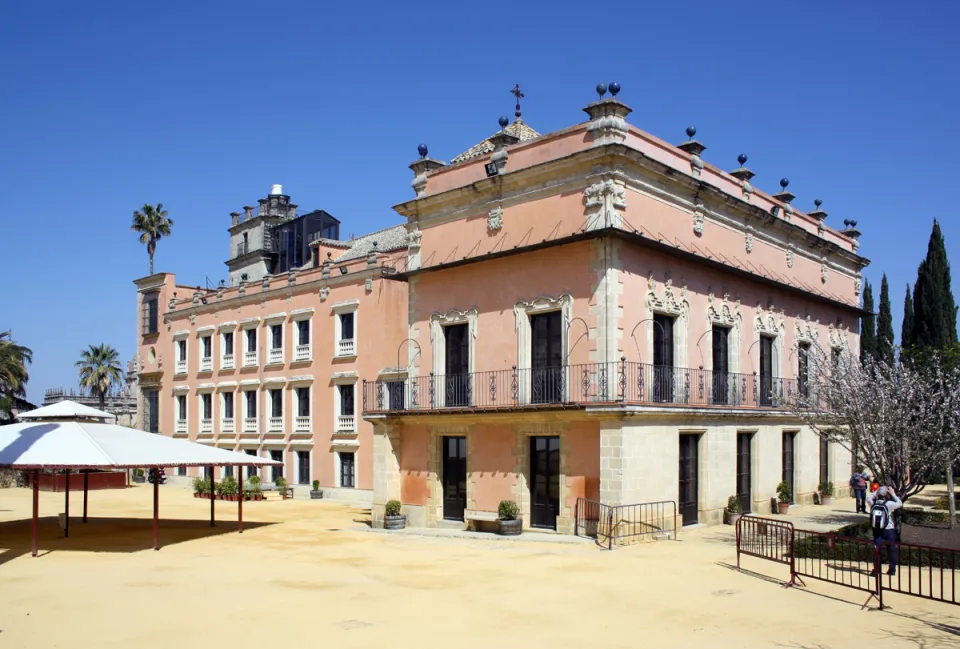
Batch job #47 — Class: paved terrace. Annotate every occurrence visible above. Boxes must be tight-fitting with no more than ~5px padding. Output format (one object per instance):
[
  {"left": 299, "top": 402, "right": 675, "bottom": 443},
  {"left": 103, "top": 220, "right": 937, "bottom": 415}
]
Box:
[{"left": 0, "top": 486, "right": 957, "bottom": 648}]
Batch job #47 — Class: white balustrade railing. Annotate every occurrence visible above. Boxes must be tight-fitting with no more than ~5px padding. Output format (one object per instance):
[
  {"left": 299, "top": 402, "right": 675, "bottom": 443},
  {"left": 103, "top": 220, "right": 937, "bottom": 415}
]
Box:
[
  {"left": 243, "top": 417, "right": 258, "bottom": 433},
  {"left": 221, "top": 418, "right": 235, "bottom": 434},
  {"left": 175, "top": 419, "right": 187, "bottom": 434},
  {"left": 295, "top": 416, "right": 311, "bottom": 432},
  {"left": 337, "top": 339, "right": 355, "bottom": 357},
  {"left": 268, "top": 416, "right": 283, "bottom": 432},
  {"left": 268, "top": 347, "right": 283, "bottom": 364},
  {"left": 200, "top": 357, "right": 213, "bottom": 372},
  {"left": 336, "top": 415, "right": 354, "bottom": 431},
  {"left": 243, "top": 351, "right": 257, "bottom": 367},
  {"left": 200, "top": 418, "right": 212, "bottom": 433},
  {"left": 175, "top": 360, "right": 187, "bottom": 374},
  {"left": 295, "top": 344, "right": 311, "bottom": 362},
  {"left": 221, "top": 354, "right": 235, "bottom": 370}
]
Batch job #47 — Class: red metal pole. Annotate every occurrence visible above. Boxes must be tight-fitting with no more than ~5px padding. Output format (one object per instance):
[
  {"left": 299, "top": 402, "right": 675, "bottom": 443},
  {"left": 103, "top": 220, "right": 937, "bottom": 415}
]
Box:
[
  {"left": 31, "top": 470, "right": 39, "bottom": 557},
  {"left": 209, "top": 466, "right": 215, "bottom": 527},
  {"left": 238, "top": 470, "right": 243, "bottom": 534},
  {"left": 153, "top": 468, "right": 159, "bottom": 551},
  {"left": 82, "top": 471, "right": 88, "bottom": 523},
  {"left": 64, "top": 470, "right": 70, "bottom": 538}
]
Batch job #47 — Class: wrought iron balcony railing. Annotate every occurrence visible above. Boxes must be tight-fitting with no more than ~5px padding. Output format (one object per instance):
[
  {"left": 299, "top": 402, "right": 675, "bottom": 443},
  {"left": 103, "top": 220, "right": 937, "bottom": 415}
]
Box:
[{"left": 362, "top": 361, "right": 799, "bottom": 414}]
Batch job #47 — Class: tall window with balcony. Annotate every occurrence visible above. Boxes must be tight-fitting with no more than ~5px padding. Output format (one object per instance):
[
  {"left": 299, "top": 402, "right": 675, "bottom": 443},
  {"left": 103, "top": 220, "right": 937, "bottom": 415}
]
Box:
[
  {"left": 244, "top": 390, "right": 258, "bottom": 432},
  {"left": 268, "top": 324, "right": 283, "bottom": 365},
  {"left": 200, "top": 335, "right": 213, "bottom": 372},
  {"left": 175, "top": 339, "right": 187, "bottom": 375},
  {"left": 143, "top": 389, "right": 159, "bottom": 433},
  {"left": 221, "top": 331, "right": 235, "bottom": 369},
  {"left": 269, "top": 389, "right": 283, "bottom": 432},
  {"left": 296, "top": 387, "right": 311, "bottom": 432},
  {"left": 653, "top": 314, "right": 675, "bottom": 403},
  {"left": 200, "top": 393, "right": 212, "bottom": 434},
  {"left": 337, "top": 384, "right": 354, "bottom": 431},
  {"left": 244, "top": 328, "right": 258, "bottom": 366},
  {"left": 798, "top": 342, "right": 811, "bottom": 398},
  {"left": 142, "top": 293, "right": 159, "bottom": 336},
  {"left": 444, "top": 324, "right": 470, "bottom": 407},
  {"left": 336, "top": 311, "right": 356, "bottom": 357},
  {"left": 221, "top": 391, "right": 234, "bottom": 433},
  {"left": 175, "top": 394, "right": 187, "bottom": 433},
  {"left": 531, "top": 312, "right": 563, "bottom": 404},
  {"left": 759, "top": 335, "right": 775, "bottom": 406},
  {"left": 295, "top": 319, "right": 311, "bottom": 362},
  {"left": 712, "top": 326, "right": 730, "bottom": 405}
]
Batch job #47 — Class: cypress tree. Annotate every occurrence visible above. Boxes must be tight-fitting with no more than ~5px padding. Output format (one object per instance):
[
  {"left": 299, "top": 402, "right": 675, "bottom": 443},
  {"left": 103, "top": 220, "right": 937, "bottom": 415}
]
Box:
[
  {"left": 860, "top": 280, "right": 877, "bottom": 364},
  {"left": 902, "top": 284, "right": 915, "bottom": 348},
  {"left": 876, "top": 274, "right": 895, "bottom": 366},
  {"left": 912, "top": 220, "right": 958, "bottom": 348}
]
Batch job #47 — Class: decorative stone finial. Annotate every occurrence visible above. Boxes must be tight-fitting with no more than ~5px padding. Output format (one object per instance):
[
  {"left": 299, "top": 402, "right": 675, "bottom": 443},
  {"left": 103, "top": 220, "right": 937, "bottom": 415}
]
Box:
[
  {"left": 417, "top": 143, "right": 428, "bottom": 158},
  {"left": 608, "top": 82, "right": 621, "bottom": 97},
  {"left": 686, "top": 126, "right": 696, "bottom": 138},
  {"left": 809, "top": 199, "right": 828, "bottom": 222},
  {"left": 738, "top": 153, "right": 747, "bottom": 165},
  {"left": 678, "top": 125, "right": 706, "bottom": 158},
  {"left": 510, "top": 83, "right": 524, "bottom": 119},
  {"left": 367, "top": 241, "right": 378, "bottom": 267},
  {"left": 498, "top": 116, "right": 509, "bottom": 130},
  {"left": 730, "top": 153, "right": 755, "bottom": 182},
  {"left": 780, "top": 178, "right": 790, "bottom": 190},
  {"left": 596, "top": 83, "right": 607, "bottom": 99},
  {"left": 773, "top": 177, "right": 795, "bottom": 204},
  {"left": 815, "top": 198, "right": 823, "bottom": 209}
]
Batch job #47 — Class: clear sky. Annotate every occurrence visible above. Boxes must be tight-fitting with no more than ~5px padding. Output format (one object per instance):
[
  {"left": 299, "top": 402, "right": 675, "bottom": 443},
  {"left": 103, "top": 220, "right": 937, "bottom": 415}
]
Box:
[{"left": 2, "top": 1, "right": 958, "bottom": 403}]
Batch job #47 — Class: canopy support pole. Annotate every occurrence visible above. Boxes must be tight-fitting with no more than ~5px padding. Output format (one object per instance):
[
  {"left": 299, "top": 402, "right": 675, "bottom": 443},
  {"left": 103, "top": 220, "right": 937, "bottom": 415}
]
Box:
[
  {"left": 64, "top": 470, "right": 70, "bottom": 538},
  {"left": 209, "top": 466, "right": 215, "bottom": 527},
  {"left": 153, "top": 469, "right": 159, "bottom": 551},
  {"left": 82, "top": 472, "right": 89, "bottom": 523},
  {"left": 238, "top": 472, "right": 243, "bottom": 534},
  {"left": 31, "top": 470, "right": 39, "bottom": 557}
]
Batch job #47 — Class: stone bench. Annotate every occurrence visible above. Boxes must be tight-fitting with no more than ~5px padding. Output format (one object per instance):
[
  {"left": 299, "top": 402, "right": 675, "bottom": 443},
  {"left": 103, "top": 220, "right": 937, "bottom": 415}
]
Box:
[{"left": 464, "top": 510, "right": 499, "bottom": 523}]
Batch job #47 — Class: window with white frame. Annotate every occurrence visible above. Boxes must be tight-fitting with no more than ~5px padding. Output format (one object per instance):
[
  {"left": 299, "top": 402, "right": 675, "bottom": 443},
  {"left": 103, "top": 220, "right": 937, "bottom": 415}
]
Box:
[
  {"left": 338, "top": 451, "right": 355, "bottom": 488},
  {"left": 268, "top": 323, "right": 283, "bottom": 365},
  {"left": 333, "top": 302, "right": 358, "bottom": 357},
  {"left": 175, "top": 394, "right": 187, "bottom": 433},
  {"left": 200, "top": 335, "right": 213, "bottom": 372},
  {"left": 336, "top": 383, "right": 355, "bottom": 431},
  {"left": 244, "top": 328, "right": 258, "bottom": 366},
  {"left": 268, "top": 389, "right": 283, "bottom": 431},
  {"left": 243, "top": 389, "right": 258, "bottom": 432},
  {"left": 175, "top": 339, "right": 188, "bottom": 374},
  {"left": 200, "top": 392, "right": 212, "bottom": 433},
  {"left": 221, "top": 391, "right": 235, "bottom": 433},
  {"left": 295, "top": 387, "right": 311, "bottom": 432},
  {"left": 295, "top": 319, "right": 311, "bottom": 362},
  {"left": 221, "top": 330, "right": 235, "bottom": 369}
]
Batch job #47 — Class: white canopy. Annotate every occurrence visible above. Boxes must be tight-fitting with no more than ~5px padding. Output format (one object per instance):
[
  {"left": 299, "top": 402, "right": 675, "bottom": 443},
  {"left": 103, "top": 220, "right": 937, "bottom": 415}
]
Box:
[
  {"left": 17, "top": 400, "right": 116, "bottom": 422},
  {"left": 0, "top": 420, "right": 281, "bottom": 470}
]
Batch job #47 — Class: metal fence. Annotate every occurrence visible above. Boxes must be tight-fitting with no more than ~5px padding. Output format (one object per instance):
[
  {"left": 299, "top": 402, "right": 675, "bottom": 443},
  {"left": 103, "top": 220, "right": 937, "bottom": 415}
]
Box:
[
  {"left": 735, "top": 516, "right": 960, "bottom": 610},
  {"left": 363, "top": 361, "right": 798, "bottom": 413},
  {"left": 575, "top": 498, "right": 677, "bottom": 549}
]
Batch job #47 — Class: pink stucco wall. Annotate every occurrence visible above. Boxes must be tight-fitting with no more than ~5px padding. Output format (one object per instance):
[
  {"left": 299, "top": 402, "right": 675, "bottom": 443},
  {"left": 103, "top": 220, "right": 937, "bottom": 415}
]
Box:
[
  {"left": 469, "top": 424, "right": 517, "bottom": 512},
  {"left": 564, "top": 421, "right": 600, "bottom": 508}
]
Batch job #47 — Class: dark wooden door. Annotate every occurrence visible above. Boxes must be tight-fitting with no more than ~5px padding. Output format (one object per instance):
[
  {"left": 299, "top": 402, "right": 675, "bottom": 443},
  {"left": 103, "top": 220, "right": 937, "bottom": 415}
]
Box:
[
  {"left": 530, "top": 436, "right": 560, "bottom": 529},
  {"left": 819, "top": 437, "right": 829, "bottom": 487},
  {"left": 736, "top": 433, "right": 752, "bottom": 513},
  {"left": 297, "top": 450, "right": 310, "bottom": 485},
  {"left": 339, "top": 452, "right": 355, "bottom": 488},
  {"left": 782, "top": 432, "right": 796, "bottom": 502},
  {"left": 270, "top": 450, "right": 283, "bottom": 483},
  {"left": 531, "top": 311, "right": 563, "bottom": 404},
  {"left": 712, "top": 326, "right": 729, "bottom": 405},
  {"left": 442, "top": 436, "right": 467, "bottom": 520},
  {"left": 759, "top": 335, "right": 774, "bottom": 406},
  {"left": 678, "top": 434, "right": 699, "bottom": 525},
  {"left": 653, "top": 314, "right": 675, "bottom": 403},
  {"left": 444, "top": 324, "right": 470, "bottom": 407},
  {"left": 798, "top": 342, "right": 810, "bottom": 398}
]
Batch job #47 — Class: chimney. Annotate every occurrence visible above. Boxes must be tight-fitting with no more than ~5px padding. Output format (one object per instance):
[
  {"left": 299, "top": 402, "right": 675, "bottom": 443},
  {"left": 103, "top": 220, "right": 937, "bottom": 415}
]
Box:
[{"left": 230, "top": 212, "right": 240, "bottom": 226}]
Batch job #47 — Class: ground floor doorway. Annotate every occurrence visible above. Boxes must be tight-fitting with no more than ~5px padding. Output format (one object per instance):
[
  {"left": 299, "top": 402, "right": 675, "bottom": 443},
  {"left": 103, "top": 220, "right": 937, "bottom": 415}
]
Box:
[
  {"left": 442, "top": 436, "right": 467, "bottom": 521},
  {"left": 679, "top": 434, "right": 699, "bottom": 525},
  {"left": 530, "top": 436, "right": 560, "bottom": 529}
]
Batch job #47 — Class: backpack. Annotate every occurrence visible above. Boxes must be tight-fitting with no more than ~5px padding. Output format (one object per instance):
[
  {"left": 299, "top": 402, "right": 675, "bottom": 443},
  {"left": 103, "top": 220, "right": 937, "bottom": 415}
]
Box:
[{"left": 871, "top": 501, "right": 889, "bottom": 533}]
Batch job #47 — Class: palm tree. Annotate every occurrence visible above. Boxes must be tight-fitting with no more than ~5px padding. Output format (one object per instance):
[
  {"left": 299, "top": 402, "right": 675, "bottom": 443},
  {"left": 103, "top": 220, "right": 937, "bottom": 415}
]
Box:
[
  {"left": 76, "top": 344, "right": 124, "bottom": 410},
  {"left": 0, "top": 331, "right": 33, "bottom": 419},
  {"left": 131, "top": 203, "right": 174, "bottom": 275}
]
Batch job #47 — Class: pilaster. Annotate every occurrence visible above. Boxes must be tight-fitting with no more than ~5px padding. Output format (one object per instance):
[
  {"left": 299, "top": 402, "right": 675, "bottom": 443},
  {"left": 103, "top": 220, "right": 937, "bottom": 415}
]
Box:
[{"left": 371, "top": 421, "right": 400, "bottom": 527}]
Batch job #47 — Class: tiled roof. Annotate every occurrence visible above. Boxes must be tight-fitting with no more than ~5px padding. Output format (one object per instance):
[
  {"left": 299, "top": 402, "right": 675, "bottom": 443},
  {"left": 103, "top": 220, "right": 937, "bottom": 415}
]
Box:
[
  {"left": 316, "top": 225, "right": 409, "bottom": 264},
  {"left": 450, "top": 119, "right": 541, "bottom": 164}
]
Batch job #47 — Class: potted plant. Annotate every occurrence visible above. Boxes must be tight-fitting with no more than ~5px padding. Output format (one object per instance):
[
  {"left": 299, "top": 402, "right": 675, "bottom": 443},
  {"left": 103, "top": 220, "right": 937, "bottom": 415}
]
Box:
[
  {"left": 818, "top": 481, "right": 834, "bottom": 506},
  {"left": 310, "top": 479, "right": 323, "bottom": 500},
  {"left": 192, "top": 476, "right": 205, "bottom": 498},
  {"left": 383, "top": 499, "right": 406, "bottom": 530},
  {"left": 497, "top": 500, "right": 522, "bottom": 536},
  {"left": 245, "top": 476, "right": 263, "bottom": 501},
  {"left": 275, "top": 476, "right": 289, "bottom": 499},
  {"left": 132, "top": 468, "right": 146, "bottom": 484},
  {"left": 776, "top": 480, "right": 792, "bottom": 514},
  {"left": 218, "top": 476, "right": 238, "bottom": 502},
  {"left": 725, "top": 495, "right": 744, "bottom": 526}
]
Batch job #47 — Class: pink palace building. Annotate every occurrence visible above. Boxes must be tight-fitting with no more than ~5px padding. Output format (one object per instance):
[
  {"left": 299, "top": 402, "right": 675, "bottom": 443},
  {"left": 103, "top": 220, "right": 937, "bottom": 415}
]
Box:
[{"left": 135, "top": 83, "right": 867, "bottom": 532}]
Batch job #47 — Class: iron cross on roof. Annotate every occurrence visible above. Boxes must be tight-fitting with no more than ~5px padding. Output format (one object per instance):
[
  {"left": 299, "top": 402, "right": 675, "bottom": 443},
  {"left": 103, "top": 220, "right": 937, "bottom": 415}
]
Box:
[{"left": 510, "top": 83, "right": 524, "bottom": 119}]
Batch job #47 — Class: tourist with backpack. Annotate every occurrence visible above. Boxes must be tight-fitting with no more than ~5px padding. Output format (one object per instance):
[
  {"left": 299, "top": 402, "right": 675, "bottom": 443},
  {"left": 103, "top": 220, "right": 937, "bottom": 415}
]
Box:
[
  {"left": 866, "top": 486, "right": 902, "bottom": 576},
  {"left": 849, "top": 471, "right": 868, "bottom": 513}
]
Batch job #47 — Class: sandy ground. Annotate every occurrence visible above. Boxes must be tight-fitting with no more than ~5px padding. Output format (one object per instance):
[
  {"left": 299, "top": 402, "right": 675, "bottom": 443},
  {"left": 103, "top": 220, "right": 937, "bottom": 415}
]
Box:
[{"left": 0, "top": 486, "right": 958, "bottom": 649}]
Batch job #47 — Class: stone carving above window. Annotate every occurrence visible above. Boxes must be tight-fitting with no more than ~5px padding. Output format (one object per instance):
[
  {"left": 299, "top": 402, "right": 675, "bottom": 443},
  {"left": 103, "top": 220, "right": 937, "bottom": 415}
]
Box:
[
  {"left": 707, "top": 293, "right": 741, "bottom": 328},
  {"left": 407, "top": 229, "right": 421, "bottom": 249},
  {"left": 646, "top": 273, "right": 689, "bottom": 317},
  {"left": 487, "top": 206, "right": 503, "bottom": 232},
  {"left": 430, "top": 307, "right": 479, "bottom": 330},
  {"left": 828, "top": 323, "right": 850, "bottom": 351},
  {"left": 854, "top": 277, "right": 862, "bottom": 297},
  {"left": 583, "top": 179, "right": 626, "bottom": 231},
  {"left": 795, "top": 315, "right": 820, "bottom": 345},
  {"left": 755, "top": 303, "right": 785, "bottom": 337}
]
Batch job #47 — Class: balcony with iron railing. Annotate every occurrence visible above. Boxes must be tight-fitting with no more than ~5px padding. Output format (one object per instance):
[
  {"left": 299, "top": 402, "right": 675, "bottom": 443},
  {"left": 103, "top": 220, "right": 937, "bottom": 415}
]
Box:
[{"left": 362, "top": 361, "right": 800, "bottom": 415}]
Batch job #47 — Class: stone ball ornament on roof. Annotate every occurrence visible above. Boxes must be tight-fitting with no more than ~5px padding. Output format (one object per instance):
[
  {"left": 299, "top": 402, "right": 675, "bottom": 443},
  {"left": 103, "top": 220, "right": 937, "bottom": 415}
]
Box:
[
  {"left": 780, "top": 178, "right": 790, "bottom": 190},
  {"left": 686, "top": 126, "right": 697, "bottom": 138},
  {"left": 815, "top": 198, "right": 823, "bottom": 208},
  {"left": 498, "top": 116, "right": 509, "bottom": 129},
  {"left": 417, "top": 143, "right": 428, "bottom": 158},
  {"left": 596, "top": 83, "right": 607, "bottom": 98},
  {"left": 608, "top": 82, "right": 621, "bottom": 97},
  {"left": 738, "top": 153, "right": 748, "bottom": 166}
]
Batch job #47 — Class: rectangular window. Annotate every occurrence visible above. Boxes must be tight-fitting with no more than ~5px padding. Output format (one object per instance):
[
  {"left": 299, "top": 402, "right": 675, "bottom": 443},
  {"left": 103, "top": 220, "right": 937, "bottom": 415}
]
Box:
[
  {"left": 202, "top": 336, "right": 212, "bottom": 359},
  {"left": 201, "top": 393, "right": 212, "bottom": 419},
  {"left": 177, "top": 466, "right": 187, "bottom": 476},
  {"left": 798, "top": 342, "right": 810, "bottom": 397},
  {"left": 246, "top": 329, "right": 257, "bottom": 353},
  {"left": 653, "top": 314, "right": 675, "bottom": 403},
  {"left": 297, "top": 387, "right": 310, "bottom": 416},
  {"left": 297, "top": 450, "right": 310, "bottom": 485},
  {"left": 335, "top": 309, "right": 357, "bottom": 357},
  {"left": 339, "top": 384, "right": 354, "bottom": 416},
  {"left": 143, "top": 389, "right": 159, "bottom": 433},
  {"left": 270, "top": 389, "right": 282, "bottom": 417},
  {"left": 177, "top": 340, "right": 187, "bottom": 361},
  {"left": 270, "top": 450, "right": 283, "bottom": 483},
  {"left": 819, "top": 437, "right": 829, "bottom": 486},
  {"left": 223, "top": 391, "right": 234, "bottom": 419},
  {"left": 339, "top": 452, "right": 355, "bottom": 488},
  {"left": 223, "top": 465, "right": 233, "bottom": 479},
  {"left": 271, "top": 324, "right": 282, "bottom": 349},
  {"left": 444, "top": 323, "right": 470, "bottom": 407},
  {"left": 246, "top": 391, "right": 257, "bottom": 418},
  {"left": 340, "top": 312, "right": 354, "bottom": 340},
  {"left": 245, "top": 449, "right": 257, "bottom": 478},
  {"left": 297, "top": 320, "right": 309, "bottom": 345},
  {"left": 177, "top": 394, "right": 186, "bottom": 420},
  {"left": 142, "top": 294, "right": 159, "bottom": 335},
  {"left": 223, "top": 331, "right": 234, "bottom": 354},
  {"left": 711, "top": 326, "right": 730, "bottom": 405},
  {"left": 759, "top": 335, "right": 774, "bottom": 407}
]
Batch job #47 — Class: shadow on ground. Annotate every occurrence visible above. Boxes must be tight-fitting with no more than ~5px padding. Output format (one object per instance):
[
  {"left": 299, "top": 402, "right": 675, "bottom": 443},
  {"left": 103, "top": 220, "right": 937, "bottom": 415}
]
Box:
[{"left": 0, "top": 516, "right": 277, "bottom": 565}]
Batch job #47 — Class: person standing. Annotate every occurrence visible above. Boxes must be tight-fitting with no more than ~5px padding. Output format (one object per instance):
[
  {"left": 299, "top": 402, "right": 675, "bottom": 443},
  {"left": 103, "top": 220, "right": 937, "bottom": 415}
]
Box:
[
  {"left": 867, "top": 486, "right": 902, "bottom": 576},
  {"left": 850, "top": 471, "right": 868, "bottom": 513}
]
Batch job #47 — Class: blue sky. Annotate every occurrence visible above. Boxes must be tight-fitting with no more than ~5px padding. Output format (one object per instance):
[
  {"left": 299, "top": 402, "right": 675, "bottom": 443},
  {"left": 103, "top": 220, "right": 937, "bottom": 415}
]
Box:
[{"left": 2, "top": 1, "right": 958, "bottom": 403}]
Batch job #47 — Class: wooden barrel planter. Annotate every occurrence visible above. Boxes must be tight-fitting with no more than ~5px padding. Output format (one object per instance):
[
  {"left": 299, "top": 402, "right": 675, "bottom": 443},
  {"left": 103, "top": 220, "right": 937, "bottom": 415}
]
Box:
[
  {"left": 498, "top": 519, "right": 522, "bottom": 536},
  {"left": 384, "top": 515, "right": 406, "bottom": 530}
]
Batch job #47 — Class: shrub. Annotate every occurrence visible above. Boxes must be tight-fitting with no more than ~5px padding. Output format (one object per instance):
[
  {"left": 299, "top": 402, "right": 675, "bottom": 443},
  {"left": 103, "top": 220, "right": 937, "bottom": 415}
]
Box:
[
  {"left": 933, "top": 493, "right": 958, "bottom": 510},
  {"left": 192, "top": 477, "right": 208, "bottom": 494},
  {"left": 248, "top": 475, "right": 261, "bottom": 487},
  {"left": 498, "top": 500, "right": 520, "bottom": 520},
  {"left": 312, "top": 479, "right": 320, "bottom": 491},
  {"left": 275, "top": 476, "right": 288, "bottom": 489},
  {"left": 218, "top": 476, "right": 238, "bottom": 497},
  {"left": 818, "top": 481, "right": 835, "bottom": 497},
  {"left": 727, "top": 495, "right": 743, "bottom": 514},
  {"left": 0, "top": 469, "right": 17, "bottom": 489},
  {"left": 384, "top": 500, "right": 402, "bottom": 517},
  {"left": 134, "top": 468, "right": 145, "bottom": 477},
  {"left": 776, "top": 480, "right": 792, "bottom": 504}
]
